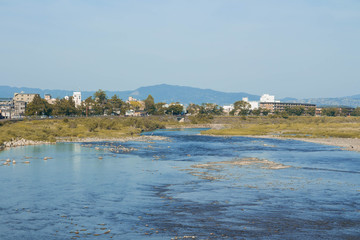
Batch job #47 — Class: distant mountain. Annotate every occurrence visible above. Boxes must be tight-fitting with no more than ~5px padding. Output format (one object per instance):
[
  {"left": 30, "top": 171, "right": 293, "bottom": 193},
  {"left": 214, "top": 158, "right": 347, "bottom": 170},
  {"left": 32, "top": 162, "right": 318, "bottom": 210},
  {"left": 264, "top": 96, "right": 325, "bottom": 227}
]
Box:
[
  {"left": 280, "top": 97, "right": 298, "bottom": 102},
  {"left": 0, "top": 84, "right": 260, "bottom": 106},
  {"left": 2, "top": 84, "right": 360, "bottom": 107},
  {"left": 286, "top": 97, "right": 360, "bottom": 108}
]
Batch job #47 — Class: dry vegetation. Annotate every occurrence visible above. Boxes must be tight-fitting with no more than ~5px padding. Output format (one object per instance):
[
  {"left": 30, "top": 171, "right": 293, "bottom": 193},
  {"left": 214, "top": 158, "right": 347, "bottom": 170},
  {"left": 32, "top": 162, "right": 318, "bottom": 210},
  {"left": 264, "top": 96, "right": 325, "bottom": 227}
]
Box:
[
  {"left": 0, "top": 117, "right": 180, "bottom": 146},
  {"left": 2, "top": 116, "right": 360, "bottom": 149},
  {"left": 204, "top": 116, "right": 360, "bottom": 138}
]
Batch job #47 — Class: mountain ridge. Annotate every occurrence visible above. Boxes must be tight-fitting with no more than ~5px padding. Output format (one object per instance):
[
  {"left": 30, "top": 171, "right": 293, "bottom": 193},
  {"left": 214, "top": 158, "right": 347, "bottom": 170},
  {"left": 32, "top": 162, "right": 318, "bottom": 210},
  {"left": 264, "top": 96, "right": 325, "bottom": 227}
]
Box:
[
  {"left": 0, "top": 84, "right": 259, "bottom": 105},
  {"left": 1, "top": 84, "right": 360, "bottom": 107}
]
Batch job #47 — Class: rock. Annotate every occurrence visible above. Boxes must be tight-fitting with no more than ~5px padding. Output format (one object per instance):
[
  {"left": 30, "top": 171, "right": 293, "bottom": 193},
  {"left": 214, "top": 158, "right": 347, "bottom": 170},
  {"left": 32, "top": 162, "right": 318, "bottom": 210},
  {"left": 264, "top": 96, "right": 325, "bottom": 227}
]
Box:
[{"left": 24, "top": 161, "right": 30, "bottom": 164}]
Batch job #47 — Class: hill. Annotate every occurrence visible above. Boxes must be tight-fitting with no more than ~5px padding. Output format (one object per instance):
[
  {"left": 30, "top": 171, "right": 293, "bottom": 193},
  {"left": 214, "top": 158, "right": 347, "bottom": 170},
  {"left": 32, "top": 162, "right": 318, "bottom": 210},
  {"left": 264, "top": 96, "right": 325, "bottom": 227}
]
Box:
[
  {"left": 2, "top": 84, "right": 360, "bottom": 107},
  {"left": 0, "top": 84, "right": 259, "bottom": 106}
]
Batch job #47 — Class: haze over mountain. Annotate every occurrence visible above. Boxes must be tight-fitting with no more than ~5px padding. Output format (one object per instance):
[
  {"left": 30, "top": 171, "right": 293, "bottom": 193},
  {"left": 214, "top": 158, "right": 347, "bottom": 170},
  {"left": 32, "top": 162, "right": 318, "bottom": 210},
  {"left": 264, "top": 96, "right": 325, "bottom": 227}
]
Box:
[
  {"left": 0, "top": 84, "right": 260, "bottom": 106},
  {"left": 1, "top": 84, "right": 360, "bottom": 107}
]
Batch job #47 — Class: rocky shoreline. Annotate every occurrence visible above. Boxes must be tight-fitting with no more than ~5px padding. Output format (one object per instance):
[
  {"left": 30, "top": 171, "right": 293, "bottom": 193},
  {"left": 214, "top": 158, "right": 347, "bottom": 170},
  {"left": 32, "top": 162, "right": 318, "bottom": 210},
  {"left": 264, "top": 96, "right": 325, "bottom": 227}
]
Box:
[
  {"left": 57, "top": 135, "right": 169, "bottom": 143},
  {"left": 1, "top": 138, "right": 53, "bottom": 150}
]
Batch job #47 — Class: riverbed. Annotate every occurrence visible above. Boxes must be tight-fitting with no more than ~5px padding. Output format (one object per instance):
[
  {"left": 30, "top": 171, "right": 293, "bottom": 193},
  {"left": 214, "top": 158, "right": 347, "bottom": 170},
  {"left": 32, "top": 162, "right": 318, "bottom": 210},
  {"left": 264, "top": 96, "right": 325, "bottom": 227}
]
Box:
[{"left": 0, "top": 128, "right": 359, "bottom": 239}]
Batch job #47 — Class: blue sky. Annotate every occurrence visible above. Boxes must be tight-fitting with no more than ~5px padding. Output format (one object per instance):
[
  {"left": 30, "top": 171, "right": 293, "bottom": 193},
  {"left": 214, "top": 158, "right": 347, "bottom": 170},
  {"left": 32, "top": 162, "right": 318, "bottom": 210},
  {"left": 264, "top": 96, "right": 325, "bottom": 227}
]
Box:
[{"left": 0, "top": 0, "right": 359, "bottom": 98}]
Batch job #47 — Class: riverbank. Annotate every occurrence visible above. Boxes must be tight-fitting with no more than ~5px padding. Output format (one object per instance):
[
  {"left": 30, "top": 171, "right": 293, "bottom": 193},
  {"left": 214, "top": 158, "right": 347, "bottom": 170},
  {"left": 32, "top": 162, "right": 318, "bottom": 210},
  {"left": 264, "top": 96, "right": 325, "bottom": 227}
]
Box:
[
  {"left": 290, "top": 137, "right": 360, "bottom": 152},
  {"left": 0, "top": 117, "right": 182, "bottom": 151},
  {"left": 204, "top": 134, "right": 360, "bottom": 152}
]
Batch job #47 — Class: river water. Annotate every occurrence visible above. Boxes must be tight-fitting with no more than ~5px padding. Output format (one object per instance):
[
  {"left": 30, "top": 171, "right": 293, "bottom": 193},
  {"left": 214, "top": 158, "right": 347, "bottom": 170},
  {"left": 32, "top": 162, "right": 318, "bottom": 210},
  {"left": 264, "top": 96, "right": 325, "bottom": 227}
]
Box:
[{"left": 0, "top": 129, "right": 359, "bottom": 239}]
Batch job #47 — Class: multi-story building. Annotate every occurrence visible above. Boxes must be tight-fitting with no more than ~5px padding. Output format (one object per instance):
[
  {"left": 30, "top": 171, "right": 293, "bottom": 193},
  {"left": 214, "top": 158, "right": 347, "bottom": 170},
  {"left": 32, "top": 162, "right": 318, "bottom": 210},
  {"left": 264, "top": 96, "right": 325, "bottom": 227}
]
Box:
[
  {"left": 13, "top": 101, "right": 26, "bottom": 117},
  {"left": 13, "top": 92, "right": 39, "bottom": 104},
  {"left": 0, "top": 98, "right": 13, "bottom": 119},
  {"left": 12, "top": 93, "right": 40, "bottom": 118},
  {"left": 73, "top": 92, "right": 82, "bottom": 107},
  {"left": 260, "top": 102, "right": 316, "bottom": 113}
]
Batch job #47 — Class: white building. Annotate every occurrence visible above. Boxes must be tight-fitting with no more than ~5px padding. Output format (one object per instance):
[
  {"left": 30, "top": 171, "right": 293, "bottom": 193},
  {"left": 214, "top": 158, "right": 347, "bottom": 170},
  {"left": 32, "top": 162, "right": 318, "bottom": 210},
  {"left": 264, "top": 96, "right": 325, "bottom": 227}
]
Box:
[
  {"left": 260, "top": 94, "right": 280, "bottom": 103},
  {"left": 242, "top": 97, "right": 259, "bottom": 110},
  {"left": 73, "top": 92, "right": 82, "bottom": 107},
  {"left": 223, "top": 104, "right": 234, "bottom": 113},
  {"left": 260, "top": 94, "right": 275, "bottom": 102}
]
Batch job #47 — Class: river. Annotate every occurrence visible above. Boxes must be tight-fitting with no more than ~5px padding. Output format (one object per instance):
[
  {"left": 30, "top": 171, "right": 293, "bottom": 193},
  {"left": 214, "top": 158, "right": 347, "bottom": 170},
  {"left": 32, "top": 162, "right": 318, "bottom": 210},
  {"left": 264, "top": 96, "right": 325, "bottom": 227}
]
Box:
[{"left": 0, "top": 128, "right": 359, "bottom": 239}]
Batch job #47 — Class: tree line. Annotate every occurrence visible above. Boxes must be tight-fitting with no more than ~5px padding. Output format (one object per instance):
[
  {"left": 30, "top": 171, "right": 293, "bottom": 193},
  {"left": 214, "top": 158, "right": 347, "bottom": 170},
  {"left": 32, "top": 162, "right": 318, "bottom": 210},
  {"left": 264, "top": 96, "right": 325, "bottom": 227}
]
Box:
[
  {"left": 25, "top": 90, "right": 186, "bottom": 117},
  {"left": 24, "top": 90, "right": 360, "bottom": 117}
]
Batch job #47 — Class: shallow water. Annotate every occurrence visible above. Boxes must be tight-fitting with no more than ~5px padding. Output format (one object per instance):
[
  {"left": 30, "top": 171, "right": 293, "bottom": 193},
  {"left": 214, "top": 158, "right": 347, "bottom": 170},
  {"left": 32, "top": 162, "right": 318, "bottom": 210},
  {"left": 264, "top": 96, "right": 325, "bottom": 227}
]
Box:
[{"left": 0, "top": 128, "right": 359, "bottom": 239}]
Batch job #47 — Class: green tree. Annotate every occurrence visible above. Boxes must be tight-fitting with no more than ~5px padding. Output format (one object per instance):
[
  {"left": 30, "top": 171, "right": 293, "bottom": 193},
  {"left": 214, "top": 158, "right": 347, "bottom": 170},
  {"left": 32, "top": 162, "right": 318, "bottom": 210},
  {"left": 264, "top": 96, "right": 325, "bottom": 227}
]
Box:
[
  {"left": 25, "top": 95, "right": 52, "bottom": 116},
  {"left": 232, "top": 100, "right": 251, "bottom": 116},
  {"left": 154, "top": 102, "right": 167, "bottom": 115},
  {"left": 251, "top": 108, "right": 261, "bottom": 116},
  {"left": 322, "top": 107, "right": 339, "bottom": 116},
  {"left": 199, "top": 103, "right": 223, "bottom": 115},
  {"left": 186, "top": 103, "right": 201, "bottom": 115},
  {"left": 82, "top": 96, "right": 95, "bottom": 116},
  {"left": 93, "top": 89, "right": 108, "bottom": 115},
  {"left": 129, "top": 101, "right": 142, "bottom": 110},
  {"left": 305, "top": 107, "right": 316, "bottom": 116},
  {"left": 94, "top": 89, "right": 107, "bottom": 104},
  {"left": 285, "top": 106, "right": 305, "bottom": 116},
  {"left": 166, "top": 104, "right": 184, "bottom": 115},
  {"left": 261, "top": 108, "right": 270, "bottom": 116},
  {"left": 351, "top": 107, "right": 360, "bottom": 116},
  {"left": 144, "top": 95, "right": 156, "bottom": 115},
  {"left": 107, "top": 95, "right": 124, "bottom": 115},
  {"left": 52, "top": 97, "right": 78, "bottom": 116}
]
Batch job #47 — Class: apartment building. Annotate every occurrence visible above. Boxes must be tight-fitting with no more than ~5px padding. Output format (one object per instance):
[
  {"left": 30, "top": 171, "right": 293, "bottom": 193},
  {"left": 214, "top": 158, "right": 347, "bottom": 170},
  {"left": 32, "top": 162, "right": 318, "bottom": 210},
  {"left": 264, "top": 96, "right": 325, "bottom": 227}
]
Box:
[
  {"left": 13, "top": 92, "right": 39, "bottom": 103},
  {"left": 260, "top": 102, "right": 316, "bottom": 113}
]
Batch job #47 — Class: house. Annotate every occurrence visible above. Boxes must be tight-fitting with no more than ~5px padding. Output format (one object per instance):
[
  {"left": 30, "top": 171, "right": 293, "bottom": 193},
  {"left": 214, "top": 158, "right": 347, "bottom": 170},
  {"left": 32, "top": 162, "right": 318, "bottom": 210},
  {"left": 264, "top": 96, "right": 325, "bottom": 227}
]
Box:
[{"left": 44, "top": 94, "right": 56, "bottom": 104}]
